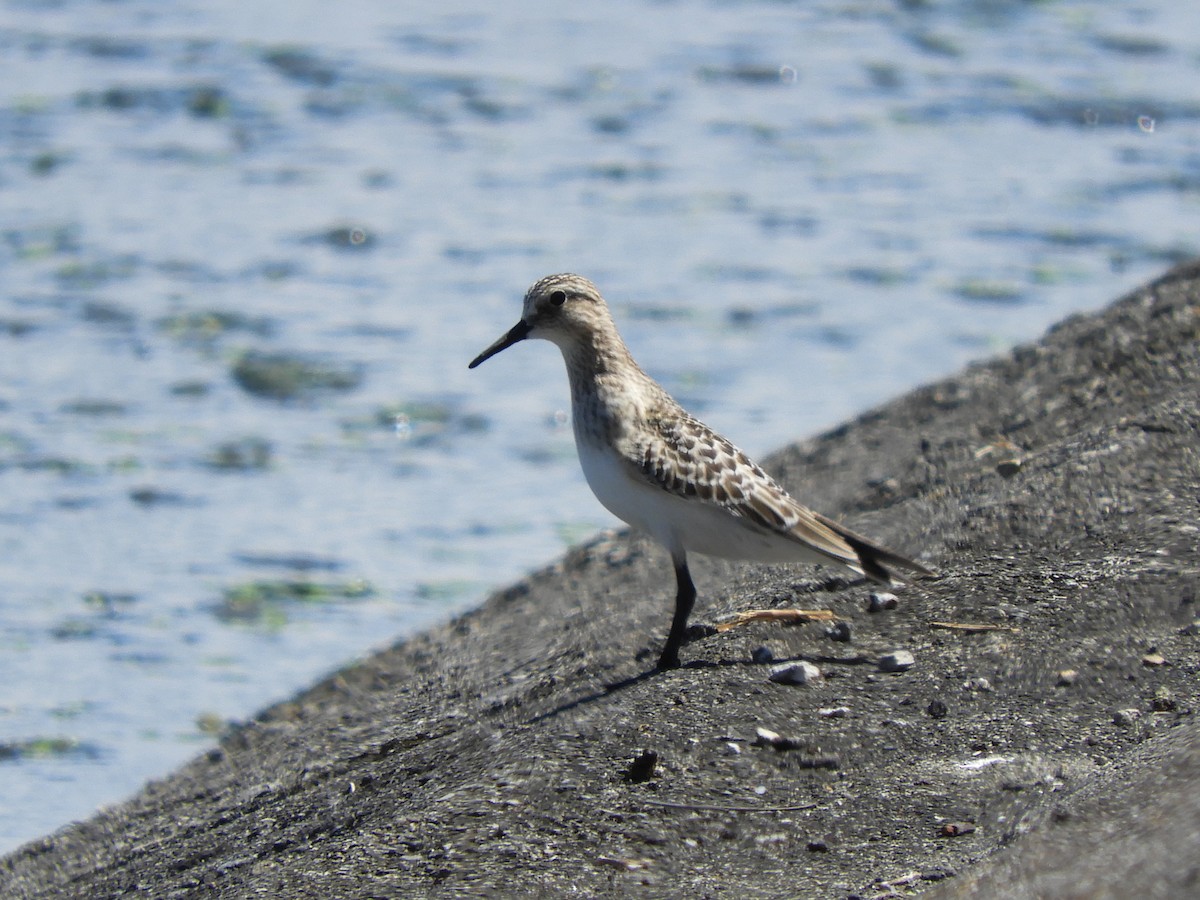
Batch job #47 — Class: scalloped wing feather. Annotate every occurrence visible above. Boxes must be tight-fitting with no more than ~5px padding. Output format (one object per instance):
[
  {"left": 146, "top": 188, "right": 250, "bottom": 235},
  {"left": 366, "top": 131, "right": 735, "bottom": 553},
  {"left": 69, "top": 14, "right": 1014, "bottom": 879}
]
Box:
[{"left": 627, "top": 412, "right": 863, "bottom": 569}]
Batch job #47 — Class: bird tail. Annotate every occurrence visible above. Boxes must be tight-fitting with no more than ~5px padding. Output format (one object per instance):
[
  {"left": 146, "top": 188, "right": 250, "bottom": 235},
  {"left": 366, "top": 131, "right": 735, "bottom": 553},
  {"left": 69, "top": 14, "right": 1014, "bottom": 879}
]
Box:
[{"left": 815, "top": 513, "right": 935, "bottom": 586}]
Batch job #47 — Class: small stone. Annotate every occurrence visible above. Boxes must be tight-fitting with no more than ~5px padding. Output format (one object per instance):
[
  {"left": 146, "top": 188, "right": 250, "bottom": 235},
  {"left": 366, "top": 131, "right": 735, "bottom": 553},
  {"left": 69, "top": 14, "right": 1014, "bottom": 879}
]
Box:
[
  {"left": 963, "top": 677, "right": 993, "bottom": 692},
  {"left": 755, "top": 832, "right": 788, "bottom": 846},
  {"left": 818, "top": 706, "right": 850, "bottom": 718},
  {"left": 1152, "top": 687, "right": 1176, "bottom": 712},
  {"left": 754, "top": 726, "right": 803, "bottom": 751},
  {"left": 996, "top": 457, "right": 1023, "bottom": 478},
  {"left": 825, "top": 621, "right": 853, "bottom": 643},
  {"left": 868, "top": 591, "right": 899, "bottom": 613},
  {"left": 1181, "top": 620, "right": 1200, "bottom": 636},
  {"left": 927, "top": 699, "right": 948, "bottom": 719},
  {"left": 596, "top": 855, "right": 653, "bottom": 872},
  {"left": 921, "top": 868, "right": 956, "bottom": 882},
  {"left": 624, "top": 749, "right": 658, "bottom": 783},
  {"left": 878, "top": 650, "right": 915, "bottom": 673},
  {"left": 806, "top": 839, "right": 829, "bottom": 852},
  {"left": 754, "top": 726, "right": 781, "bottom": 744},
  {"left": 940, "top": 821, "right": 976, "bottom": 837},
  {"left": 798, "top": 755, "right": 840, "bottom": 770},
  {"left": 1113, "top": 708, "right": 1142, "bottom": 727},
  {"left": 1057, "top": 669, "right": 1078, "bottom": 687},
  {"left": 769, "top": 661, "right": 822, "bottom": 685},
  {"left": 1141, "top": 652, "right": 1166, "bottom": 667},
  {"left": 751, "top": 645, "right": 775, "bottom": 665}
]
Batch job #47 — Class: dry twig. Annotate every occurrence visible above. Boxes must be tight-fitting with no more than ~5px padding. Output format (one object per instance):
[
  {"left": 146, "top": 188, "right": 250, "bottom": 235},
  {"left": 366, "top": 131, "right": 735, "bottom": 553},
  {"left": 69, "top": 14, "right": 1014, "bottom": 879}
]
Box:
[
  {"left": 929, "top": 621, "right": 1018, "bottom": 633},
  {"left": 715, "top": 609, "right": 838, "bottom": 632},
  {"left": 642, "top": 799, "right": 819, "bottom": 813}
]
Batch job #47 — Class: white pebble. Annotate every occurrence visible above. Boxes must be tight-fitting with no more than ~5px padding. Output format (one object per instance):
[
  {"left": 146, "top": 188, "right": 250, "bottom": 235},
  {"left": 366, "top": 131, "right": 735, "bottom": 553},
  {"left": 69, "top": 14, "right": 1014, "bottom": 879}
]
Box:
[
  {"left": 868, "top": 591, "right": 899, "bottom": 612},
  {"left": 1113, "top": 708, "right": 1142, "bottom": 726},
  {"left": 878, "top": 650, "right": 915, "bottom": 673},
  {"left": 769, "top": 661, "right": 822, "bottom": 685}
]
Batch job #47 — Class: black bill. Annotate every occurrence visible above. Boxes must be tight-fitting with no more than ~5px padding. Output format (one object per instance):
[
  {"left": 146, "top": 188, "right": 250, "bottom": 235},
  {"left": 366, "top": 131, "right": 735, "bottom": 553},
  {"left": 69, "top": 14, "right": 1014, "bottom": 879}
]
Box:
[{"left": 468, "top": 319, "right": 530, "bottom": 368}]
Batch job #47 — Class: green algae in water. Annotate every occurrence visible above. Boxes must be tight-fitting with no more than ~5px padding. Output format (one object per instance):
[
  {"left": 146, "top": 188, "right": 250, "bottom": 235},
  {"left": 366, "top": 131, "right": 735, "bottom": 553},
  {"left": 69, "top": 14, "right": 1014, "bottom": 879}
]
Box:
[
  {"left": 206, "top": 437, "right": 272, "bottom": 471},
  {"left": 49, "top": 701, "right": 95, "bottom": 720},
  {"left": 158, "top": 310, "right": 274, "bottom": 345},
  {"left": 57, "top": 257, "right": 138, "bottom": 289},
  {"left": 309, "top": 224, "right": 376, "bottom": 251},
  {"left": 83, "top": 591, "right": 137, "bottom": 611},
  {"left": 842, "top": 265, "right": 918, "bottom": 286},
  {"left": 377, "top": 400, "right": 453, "bottom": 427},
  {"left": 414, "top": 579, "right": 479, "bottom": 602},
  {"left": 0, "top": 737, "right": 96, "bottom": 761},
  {"left": 195, "top": 712, "right": 228, "bottom": 736},
  {"left": 169, "top": 380, "right": 212, "bottom": 397},
  {"left": 214, "top": 578, "right": 374, "bottom": 625},
  {"left": 81, "top": 300, "right": 137, "bottom": 328},
  {"left": 2, "top": 222, "right": 79, "bottom": 258},
  {"left": 17, "top": 456, "right": 91, "bottom": 475},
  {"left": 339, "top": 400, "right": 489, "bottom": 444},
  {"left": 261, "top": 46, "right": 339, "bottom": 86},
  {"left": 378, "top": 401, "right": 487, "bottom": 434},
  {"left": 952, "top": 279, "right": 1026, "bottom": 305},
  {"left": 50, "top": 618, "right": 97, "bottom": 640},
  {"left": 231, "top": 351, "right": 362, "bottom": 401},
  {"left": 59, "top": 398, "right": 128, "bottom": 416},
  {"left": 30, "top": 150, "right": 70, "bottom": 176}
]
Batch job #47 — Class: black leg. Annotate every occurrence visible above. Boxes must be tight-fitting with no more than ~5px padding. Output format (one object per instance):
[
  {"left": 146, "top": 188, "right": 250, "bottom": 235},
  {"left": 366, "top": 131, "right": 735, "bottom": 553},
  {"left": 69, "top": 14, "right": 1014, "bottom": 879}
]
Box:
[{"left": 657, "top": 557, "right": 696, "bottom": 670}]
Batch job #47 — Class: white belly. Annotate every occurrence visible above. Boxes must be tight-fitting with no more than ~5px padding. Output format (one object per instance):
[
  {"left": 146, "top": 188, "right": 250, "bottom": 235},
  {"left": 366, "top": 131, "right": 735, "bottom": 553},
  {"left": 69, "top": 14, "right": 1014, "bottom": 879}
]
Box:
[{"left": 575, "top": 437, "right": 831, "bottom": 567}]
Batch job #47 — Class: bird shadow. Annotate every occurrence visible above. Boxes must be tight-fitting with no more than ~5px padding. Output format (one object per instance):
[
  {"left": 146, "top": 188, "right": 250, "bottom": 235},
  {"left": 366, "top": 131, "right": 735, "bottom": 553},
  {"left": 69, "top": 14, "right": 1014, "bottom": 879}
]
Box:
[
  {"left": 523, "top": 643, "right": 770, "bottom": 726},
  {"left": 525, "top": 664, "right": 672, "bottom": 725},
  {"left": 521, "top": 579, "right": 911, "bottom": 726}
]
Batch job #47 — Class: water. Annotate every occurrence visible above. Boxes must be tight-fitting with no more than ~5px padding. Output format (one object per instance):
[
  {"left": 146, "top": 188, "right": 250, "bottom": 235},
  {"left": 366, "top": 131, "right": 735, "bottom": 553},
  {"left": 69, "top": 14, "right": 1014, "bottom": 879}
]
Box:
[{"left": 0, "top": 0, "right": 1197, "bottom": 853}]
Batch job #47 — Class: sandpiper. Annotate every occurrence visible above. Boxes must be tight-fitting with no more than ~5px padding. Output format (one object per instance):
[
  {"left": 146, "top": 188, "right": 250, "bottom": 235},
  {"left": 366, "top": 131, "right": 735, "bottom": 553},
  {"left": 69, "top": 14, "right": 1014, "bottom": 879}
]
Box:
[{"left": 469, "top": 274, "right": 931, "bottom": 669}]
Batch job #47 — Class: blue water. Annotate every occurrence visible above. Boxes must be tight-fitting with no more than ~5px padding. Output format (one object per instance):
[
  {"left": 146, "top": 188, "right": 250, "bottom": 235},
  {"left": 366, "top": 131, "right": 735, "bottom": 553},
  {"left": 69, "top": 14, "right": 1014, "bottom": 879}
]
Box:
[{"left": 0, "top": 0, "right": 1197, "bottom": 852}]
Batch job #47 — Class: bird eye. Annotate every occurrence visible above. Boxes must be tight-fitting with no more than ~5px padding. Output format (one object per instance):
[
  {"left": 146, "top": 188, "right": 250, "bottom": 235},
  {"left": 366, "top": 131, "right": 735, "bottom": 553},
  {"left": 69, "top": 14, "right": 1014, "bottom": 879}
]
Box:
[{"left": 549, "top": 290, "right": 567, "bottom": 307}]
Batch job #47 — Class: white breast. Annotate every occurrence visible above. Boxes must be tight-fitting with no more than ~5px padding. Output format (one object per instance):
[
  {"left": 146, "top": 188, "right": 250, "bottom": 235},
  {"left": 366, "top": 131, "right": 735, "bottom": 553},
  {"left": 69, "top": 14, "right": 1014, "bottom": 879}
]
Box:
[{"left": 574, "top": 435, "right": 831, "bottom": 567}]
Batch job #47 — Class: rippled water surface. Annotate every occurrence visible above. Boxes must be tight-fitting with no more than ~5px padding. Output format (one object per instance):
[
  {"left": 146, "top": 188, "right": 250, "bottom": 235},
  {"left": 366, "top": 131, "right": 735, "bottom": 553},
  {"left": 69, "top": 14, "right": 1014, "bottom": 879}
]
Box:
[{"left": 1, "top": 0, "right": 1197, "bottom": 851}]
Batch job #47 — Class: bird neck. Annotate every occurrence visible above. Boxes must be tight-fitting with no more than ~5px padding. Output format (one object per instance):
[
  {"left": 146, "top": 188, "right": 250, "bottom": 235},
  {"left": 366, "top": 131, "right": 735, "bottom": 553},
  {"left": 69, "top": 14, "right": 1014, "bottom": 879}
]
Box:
[
  {"left": 559, "top": 331, "right": 653, "bottom": 443},
  {"left": 564, "top": 327, "right": 644, "bottom": 384}
]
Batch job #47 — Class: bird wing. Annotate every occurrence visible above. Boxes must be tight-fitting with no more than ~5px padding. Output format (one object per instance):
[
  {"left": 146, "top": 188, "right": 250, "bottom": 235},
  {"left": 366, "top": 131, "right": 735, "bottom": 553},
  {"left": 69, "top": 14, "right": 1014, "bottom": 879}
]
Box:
[{"left": 623, "top": 412, "right": 863, "bottom": 568}]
